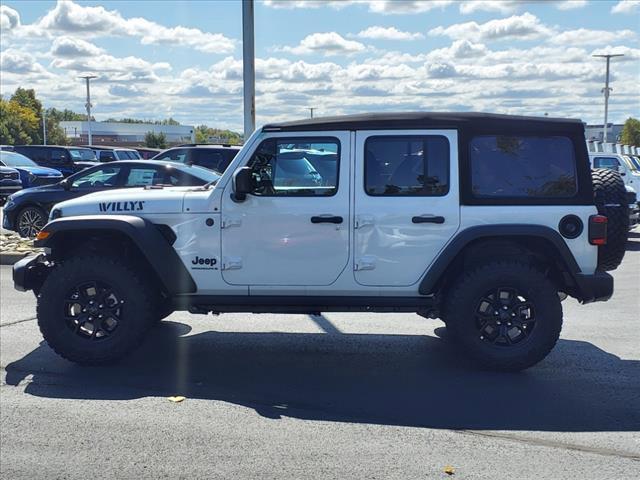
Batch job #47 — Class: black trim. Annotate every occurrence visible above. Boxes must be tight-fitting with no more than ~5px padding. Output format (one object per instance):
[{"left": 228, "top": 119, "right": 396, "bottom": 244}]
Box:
[
  {"left": 174, "top": 295, "right": 437, "bottom": 314},
  {"left": 418, "top": 224, "right": 581, "bottom": 295},
  {"left": 13, "top": 254, "right": 49, "bottom": 293},
  {"left": 35, "top": 215, "right": 196, "bottom": 295},
  {"left": 573, "top": 272, "right": 613, "bottom": 304}
]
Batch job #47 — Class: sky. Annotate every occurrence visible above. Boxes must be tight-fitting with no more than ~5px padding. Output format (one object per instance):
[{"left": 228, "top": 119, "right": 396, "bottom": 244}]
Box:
[{"left": 1, "top": 0, "right": 639, "bottom": 131}]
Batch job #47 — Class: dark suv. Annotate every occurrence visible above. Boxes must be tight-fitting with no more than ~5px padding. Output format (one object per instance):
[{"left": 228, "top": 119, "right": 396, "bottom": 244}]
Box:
[
  {"left": 13, "top": 145, "right": 99, "bottom": 177},
  {"left": 151, "top": 144, "right": 241, "bottom": 174}
]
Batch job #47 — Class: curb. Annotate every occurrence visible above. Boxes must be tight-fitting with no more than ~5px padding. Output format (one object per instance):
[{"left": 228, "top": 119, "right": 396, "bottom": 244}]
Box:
[{"left": 0, "top": 252, "right": 30, "bottom": 265}]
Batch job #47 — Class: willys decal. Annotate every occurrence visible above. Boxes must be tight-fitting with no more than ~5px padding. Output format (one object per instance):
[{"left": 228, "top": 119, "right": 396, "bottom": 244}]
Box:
[{"left": 98, "top": 201, "right": 145, "bottom": 212}]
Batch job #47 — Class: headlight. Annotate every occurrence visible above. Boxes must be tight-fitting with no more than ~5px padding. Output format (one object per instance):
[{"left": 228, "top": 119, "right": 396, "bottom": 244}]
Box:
[{"left": 28, "top": 172, "right": 37, "bottom": 182}]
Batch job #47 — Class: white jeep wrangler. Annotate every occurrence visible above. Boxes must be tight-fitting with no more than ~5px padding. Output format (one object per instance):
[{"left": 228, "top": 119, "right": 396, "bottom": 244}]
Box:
[{"left": 13, "top": 113, "right": 629, "bottom": 371}]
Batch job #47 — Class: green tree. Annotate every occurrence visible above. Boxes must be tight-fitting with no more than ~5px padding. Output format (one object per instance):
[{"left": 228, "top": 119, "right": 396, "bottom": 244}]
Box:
[
  {"left": 144, "top": 131, "right": 167, "bottom": 148},
  {"left": 193, "top": 124, "right": 243, "bottom": 145},
  {"left": 10, "top": 88, "right": 42, "bottom": 117},
  {"left": 621, "top": 117, "right": 640, "bottom": 146},
  {"left": 0, "top": 97, "right": 40, "bottom": 145},
  {"left": 47, "top": 107, "right": 88, "bottom": 122}
]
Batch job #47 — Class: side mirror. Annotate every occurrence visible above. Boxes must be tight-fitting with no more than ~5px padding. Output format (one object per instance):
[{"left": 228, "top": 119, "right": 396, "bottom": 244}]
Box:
[
  {"left": 231, "top": 166, "right": 252, "bottom": 202},
  {"left": 60, "top": 178, "right": 71, "bottom": 190}
]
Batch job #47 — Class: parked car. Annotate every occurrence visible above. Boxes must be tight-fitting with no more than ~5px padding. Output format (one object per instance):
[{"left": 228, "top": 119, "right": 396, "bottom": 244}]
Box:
[
  {"left": 135, "top": 147, "right": 163, "bottom": 159},
  {"left": 589, "top": 152, "right": 639, "bottom": 190},
  {"left": 2, "top": 160, "right": 220, "bottom": 238},
  {"left": 151, "top": 144, "right": 241, "bottom": 174},
  {"left": 13, "top": 145, "right": 99, "bottom": 177},
  {"left": 88, "top": 146, "right": 143, "bottom": 162},
  {"left": 0, "top": 150, "right": 63, "bottom": 188},
  {"left": 14, "top": 112, "right": 628, "bottom": 371},
  {"left": 0, "top": 165, "right": 22, "bottom": 204}
]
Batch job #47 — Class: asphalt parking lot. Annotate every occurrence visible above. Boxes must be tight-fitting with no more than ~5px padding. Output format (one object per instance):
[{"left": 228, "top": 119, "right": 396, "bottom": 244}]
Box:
[{"left": 1, "top": 236, "right": 639, "bottom": 479}]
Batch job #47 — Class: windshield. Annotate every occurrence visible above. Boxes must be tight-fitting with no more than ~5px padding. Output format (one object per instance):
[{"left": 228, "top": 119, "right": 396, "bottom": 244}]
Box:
[
  {"left": 622, "top": 155, "right": 638, "bottom": 171},
  {"left": 69, "top": 149, "right": 97, "bottom": 161},
  {"left": 188, "top": 165, "right": 221, "bottom": 184},
  {"left": 0, "top": 151, "right": 37, "bottom": 167}
]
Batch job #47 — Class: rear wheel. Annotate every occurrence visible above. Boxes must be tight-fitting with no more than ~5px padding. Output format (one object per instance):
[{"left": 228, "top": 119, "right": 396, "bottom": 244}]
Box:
[
  {"left": 17, "top": 206, "right": 47, "bottom": 238},
  {"left": 37, "top": 254, "right": 155, "bottom": 365},
  {"left": 444, "top": 261, "right": 562, "bottom": 372}
]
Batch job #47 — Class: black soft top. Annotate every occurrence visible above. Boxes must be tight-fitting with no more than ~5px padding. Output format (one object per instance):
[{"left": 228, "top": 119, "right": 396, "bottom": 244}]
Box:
[{"left": 263, "top": 112, "right": 584, "bottom": 134}]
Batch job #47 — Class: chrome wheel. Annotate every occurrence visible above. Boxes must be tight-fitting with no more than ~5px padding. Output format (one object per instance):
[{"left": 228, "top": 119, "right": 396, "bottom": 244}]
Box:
[{"left": 17, "top": 207, "right": 46, "bottom": 237}]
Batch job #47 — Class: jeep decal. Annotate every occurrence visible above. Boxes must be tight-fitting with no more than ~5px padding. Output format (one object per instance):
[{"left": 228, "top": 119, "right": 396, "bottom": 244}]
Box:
[
  {"left": 191, "top": 256, "right": 218, "bottom": 270},
  {"left": 99, "top": 201, "right": 145, "bottom": 212}
]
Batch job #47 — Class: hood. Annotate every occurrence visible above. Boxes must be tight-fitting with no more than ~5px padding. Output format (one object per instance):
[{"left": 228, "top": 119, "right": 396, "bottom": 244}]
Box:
[
  {"left": 54, "top": 186, "right": 194, "bottom": 217},
  {"left": 15, "top": 165, "right": 63, "bottom": 177}
]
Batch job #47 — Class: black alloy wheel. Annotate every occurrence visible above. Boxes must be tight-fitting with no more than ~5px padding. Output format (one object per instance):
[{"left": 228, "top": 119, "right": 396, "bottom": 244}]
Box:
[
  {"left": 475, "top": 287, "right": 535, "bottom": 347},
  {"left": 64, "top": 281, "right": 124, "bottom": 341}
]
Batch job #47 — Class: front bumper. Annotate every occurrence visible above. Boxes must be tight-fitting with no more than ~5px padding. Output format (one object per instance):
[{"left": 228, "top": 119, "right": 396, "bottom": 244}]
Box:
[
  {"left": 573, "top": 271, "right": 614, "bottom": 304},
  {"left": 13, "top": 254, "right": 52, "bottom": 293}
]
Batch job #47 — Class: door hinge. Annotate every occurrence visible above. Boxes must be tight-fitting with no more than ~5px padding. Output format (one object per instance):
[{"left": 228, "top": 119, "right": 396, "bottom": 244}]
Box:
[
  {"left": 222, "top": 257, "right": 242, "bottom": 270},
  {"left": 221, "top": 216, "right": 242, "bottom": 229},
  {"left": 355, "top": 215, "right": 375, "bottom": 229},
  {"left": 355, "top": 256, "right": 376, "bottom": 271}
]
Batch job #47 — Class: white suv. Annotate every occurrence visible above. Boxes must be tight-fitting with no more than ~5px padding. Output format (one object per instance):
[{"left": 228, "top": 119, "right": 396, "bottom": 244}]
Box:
[{"left": 14, "top": 113, "right": 629, "bottom": 371}]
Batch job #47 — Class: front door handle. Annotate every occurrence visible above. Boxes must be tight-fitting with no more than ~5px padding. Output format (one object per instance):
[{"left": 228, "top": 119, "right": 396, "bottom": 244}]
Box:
[
  {"left": 412, "top": 215, "right": 445, "bottom": 224},
  {"left": 311, "top": 215, "right": 343, "bottom": 224}
]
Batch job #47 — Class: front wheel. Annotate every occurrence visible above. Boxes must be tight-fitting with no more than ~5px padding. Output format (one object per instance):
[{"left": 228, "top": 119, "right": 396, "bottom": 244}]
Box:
[
  {"left": 37, "top": 255, "right": 156, "bottom": 365},
  {"left": 444, "top": 261, "right": 563, "bottom": 372},
  {"left": 17, "top": 206, "right": 47, "bottom": 238}
]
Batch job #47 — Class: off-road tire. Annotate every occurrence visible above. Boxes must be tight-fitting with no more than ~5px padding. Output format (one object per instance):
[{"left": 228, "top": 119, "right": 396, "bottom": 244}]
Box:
[
  {"left": 37, "top": 254, "right": 155, "bottom": 365},
  {"left": 591, "top": 168, "right": 628, "bottom": 271},
  {"left": 444, "top": 261, "right": 562, "bottom": 372}
]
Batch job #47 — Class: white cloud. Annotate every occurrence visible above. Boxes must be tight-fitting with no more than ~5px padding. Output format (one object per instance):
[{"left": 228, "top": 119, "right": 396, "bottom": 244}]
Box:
[
  {"left": 611, "top": 0, "right": 640, "bottom": 14},
  {"left": 591, "top": 45, "right": 640, "bottom": 60},
  {"left": 355, "top": 26, "right": 424, "bottom": 40},
  {"left": 280, "top": 32, "right": 366, "bottom": 56},
  {"left": 367, "top": 0, "right": 453, "bottom": 14},
  {"left": 51, "top": 53, "right": 171, "bottom": 84},
  {"left": 263, "top": 0, "right": 353, "bottom": 9},
  {"left": 50, "top": 36, "right": 104, "bottom": 57},
  {"left": 459, "top": 1, "right": 587, "bottom": 14},
  {"left": 0, "top": 5, "right": 20, "bottom": 31},
  {"left": 428, "top": 39, "right": 489, "bottom": 60},
  {"left": 34, "top": 0, "right": 235, "bottom": 53},
  {"left": 429, "top": 13, "right": 554, "bottom": 42},
  {"left": 0, "top": 49, "right": 50, "bottom": 75},
  {"left": 549, "top": 28, "right": 636, "bottom": 46}
]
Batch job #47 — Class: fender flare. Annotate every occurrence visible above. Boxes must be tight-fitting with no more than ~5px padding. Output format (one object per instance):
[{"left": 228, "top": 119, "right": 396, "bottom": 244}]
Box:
[
  {"left": 418, "top": 224, "right": 581, "bottom": 295},
  {"left": 36, "top": 215, "right": 196, "bottom": 295}
]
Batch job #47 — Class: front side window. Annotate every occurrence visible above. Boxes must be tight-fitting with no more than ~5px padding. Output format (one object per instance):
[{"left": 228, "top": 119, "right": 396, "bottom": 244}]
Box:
[
  {"left": 593, "top": 156, "right": 620, "bottom": 170},
  {"left": 470, "top": 136, "right": 577, "bottom": 198},
  {"left": 365, "top": 136, "right": 449, "bottom": 196},
  {"left": 72, "top": 166, "right": 122, "bottom": 188},
  {"left": 191, "top": 149, "right": 226, "bottom": 172},
  {"left": 246, "top": 137, "right": 339, "bottom": 196},
  {"left": 69, "top": 149, "right": 97, "bottom": 161}
]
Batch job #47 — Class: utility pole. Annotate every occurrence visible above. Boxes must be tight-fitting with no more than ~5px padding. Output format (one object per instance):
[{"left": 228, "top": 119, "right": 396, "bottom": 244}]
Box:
[
  {"left": 309, "top": 107, "right": 316, "bottom": 118},
  {"left": 242, "top": 0, "right": 255, "bottom": 140},
  {"left": 42, "top": 109, "right": 47, "bottom": 145},
  {"left": 593, "top": 54, "right": 623, "bottom": 143},
  {"left": 79, "top": 75, "right": 97, "bottom": 145}
]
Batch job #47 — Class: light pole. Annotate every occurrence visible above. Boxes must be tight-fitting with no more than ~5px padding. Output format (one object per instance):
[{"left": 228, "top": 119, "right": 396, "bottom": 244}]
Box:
[
  {"left": 309, "top": 107, "right": 316, "bottom": 118},
  {"left": 42, "top": 108, "right": 47, "bottom": 145},
  {"left": 593, "top": 54, "right": 623, "bottom": 143},
  {"left": 79, "top": 75, "right": 97, "bottom": 145},
  {"left": 242, "top": 0, "right": 255, "bottom": 140}
]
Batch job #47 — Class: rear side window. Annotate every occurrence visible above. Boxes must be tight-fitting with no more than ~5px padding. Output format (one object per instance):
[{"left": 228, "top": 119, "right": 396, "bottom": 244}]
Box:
[
  {"left": 470, "top": 136, "right": 577, "bottom": 198},
  {"left": 191, "top": 149, "right": 226, "bottom": 172},
  {"left": 365, "top": 136, "right": 449, "bottom": 196}
]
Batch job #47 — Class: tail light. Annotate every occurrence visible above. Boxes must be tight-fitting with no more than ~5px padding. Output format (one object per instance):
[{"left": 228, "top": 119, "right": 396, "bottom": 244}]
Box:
[{"left": 588, "top": 215, "right": 607, "bottom": 246}]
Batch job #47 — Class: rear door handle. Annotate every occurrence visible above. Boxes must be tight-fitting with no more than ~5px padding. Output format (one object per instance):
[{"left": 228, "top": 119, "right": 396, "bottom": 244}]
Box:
[
  {"left": 412, "top": 215, "right": 445, "bottom": 224},
  {"left": 311, "top": 215, "right": 343, "bottom": 224}
]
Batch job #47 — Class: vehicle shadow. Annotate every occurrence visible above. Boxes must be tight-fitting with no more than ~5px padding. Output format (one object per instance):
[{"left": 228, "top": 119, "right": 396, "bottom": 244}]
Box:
[{"left": 5, "top": 320, "right": 639, "bottom": 432}]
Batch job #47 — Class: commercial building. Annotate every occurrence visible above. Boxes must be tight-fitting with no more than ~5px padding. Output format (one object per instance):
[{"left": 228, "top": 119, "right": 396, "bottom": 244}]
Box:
[
  {"left": 60, "top": 121, "right": 195, "bottom": 146},
  {"left": 585, "top": 124, "right": 624, "bottom": 142}
]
